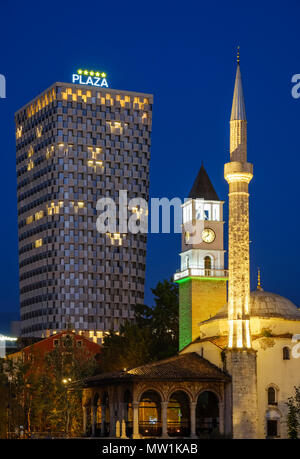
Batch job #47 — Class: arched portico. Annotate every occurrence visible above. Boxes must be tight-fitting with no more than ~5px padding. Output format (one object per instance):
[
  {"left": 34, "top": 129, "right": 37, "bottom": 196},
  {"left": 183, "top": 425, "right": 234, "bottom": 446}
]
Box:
[
  {"left": 138, "top": 390, "right": 162, "bottom": 437},
  {"left": 167, "top": 390, "right": 191, "bottom": 437},
  {"left": 196, "top": 390, "right": 220, "bottom": 437}
]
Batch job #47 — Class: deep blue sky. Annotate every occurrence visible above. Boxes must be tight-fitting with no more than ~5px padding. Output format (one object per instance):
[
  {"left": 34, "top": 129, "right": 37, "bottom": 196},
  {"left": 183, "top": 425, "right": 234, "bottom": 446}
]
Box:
[{"left": 0, "top": 0, "right": 300, "bottom": 333}]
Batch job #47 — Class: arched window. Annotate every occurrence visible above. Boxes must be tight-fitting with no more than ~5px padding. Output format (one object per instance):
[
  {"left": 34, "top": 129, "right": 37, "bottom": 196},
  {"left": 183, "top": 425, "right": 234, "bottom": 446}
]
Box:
[
  {"left": 204, "top": 256, "right": 211, "bottom": 275},
  {"left": 283, "top": 347, "right": 290, "bottom": 360},
  {"left": 185, "top": 256, "right": 189, "bottom": 268},
  {"left": 139, "top": 390, "right": 162, "bottom": 437},
  {"left": 268, "top": 387, "right": 276, "bottom": 405}
]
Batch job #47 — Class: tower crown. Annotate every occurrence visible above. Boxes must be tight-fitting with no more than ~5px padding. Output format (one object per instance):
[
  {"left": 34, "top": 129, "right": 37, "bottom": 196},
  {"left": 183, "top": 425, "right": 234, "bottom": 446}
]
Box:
[{"left": 188, "top": 164, "right": 220, "bottom": 201}]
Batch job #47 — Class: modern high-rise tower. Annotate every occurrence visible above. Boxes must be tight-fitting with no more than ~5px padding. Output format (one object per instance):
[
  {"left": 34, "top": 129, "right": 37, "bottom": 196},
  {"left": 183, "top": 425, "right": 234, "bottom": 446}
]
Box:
[{"left": 15, "top": 78, "right": 153, "bottom": 342}]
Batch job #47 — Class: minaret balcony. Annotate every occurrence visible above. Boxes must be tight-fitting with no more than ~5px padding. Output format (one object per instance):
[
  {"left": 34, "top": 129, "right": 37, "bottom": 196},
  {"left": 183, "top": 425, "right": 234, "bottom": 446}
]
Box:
[{"left": 174, "top": 267, "right": 228, "bottom": 282}]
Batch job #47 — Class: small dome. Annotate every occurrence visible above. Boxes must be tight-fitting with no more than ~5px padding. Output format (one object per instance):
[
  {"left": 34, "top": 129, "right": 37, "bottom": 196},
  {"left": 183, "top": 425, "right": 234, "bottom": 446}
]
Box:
[
  {"left": 206, "top": 290, "right": 300, "bottom": 322},
  {"left": 250, "top": 290, "right": 300, "bottom": 319}
]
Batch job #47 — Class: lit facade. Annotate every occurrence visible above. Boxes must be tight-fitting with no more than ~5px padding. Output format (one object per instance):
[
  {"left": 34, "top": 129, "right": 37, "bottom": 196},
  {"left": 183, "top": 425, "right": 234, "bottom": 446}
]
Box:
[
  {"left": 174, "top": 165, "right": 228, "bottom": 350},
  {"left": 15, "top": 82, "right": 153, "bottom": 341},
  {"left": 80, "top": 59, "right": 300, "bottom": 439}
]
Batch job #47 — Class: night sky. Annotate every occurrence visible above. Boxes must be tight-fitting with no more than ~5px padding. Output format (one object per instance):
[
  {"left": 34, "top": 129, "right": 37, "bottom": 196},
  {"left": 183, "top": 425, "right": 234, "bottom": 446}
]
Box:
[{"left": 0, "top": 1, "right": 299, "bottom": 333}]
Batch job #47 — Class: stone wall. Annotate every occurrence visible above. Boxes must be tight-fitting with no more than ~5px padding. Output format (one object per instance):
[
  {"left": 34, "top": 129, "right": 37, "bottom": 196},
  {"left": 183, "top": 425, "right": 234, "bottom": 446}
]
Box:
[
  {"left": 179, "top": 278, "right": 227, "bottom": 350},
  {"left": 225, "top": 349, "right": 258, "bottom": 438}
]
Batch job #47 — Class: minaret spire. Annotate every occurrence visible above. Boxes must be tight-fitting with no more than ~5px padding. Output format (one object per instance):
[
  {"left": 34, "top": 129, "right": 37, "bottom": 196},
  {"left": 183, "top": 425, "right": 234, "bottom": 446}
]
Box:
[
  {"left": 257, "top": 268, "right": 263, "bottom": 291},
  {"left": 230, "top": 55, "right": 246, "bottom": 122}
]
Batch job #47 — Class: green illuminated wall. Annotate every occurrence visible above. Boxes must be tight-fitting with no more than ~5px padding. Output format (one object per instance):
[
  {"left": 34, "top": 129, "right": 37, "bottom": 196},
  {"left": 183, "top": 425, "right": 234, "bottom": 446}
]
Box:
[{"left": 177, "top": 277, "right": 227, "bottom": 351}]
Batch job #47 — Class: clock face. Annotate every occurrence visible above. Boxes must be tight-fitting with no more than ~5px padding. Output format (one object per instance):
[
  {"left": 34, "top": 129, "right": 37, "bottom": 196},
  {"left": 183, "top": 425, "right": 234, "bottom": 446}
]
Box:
[{"left": 202, "top": 228, "right": 216, "bottom": 243}]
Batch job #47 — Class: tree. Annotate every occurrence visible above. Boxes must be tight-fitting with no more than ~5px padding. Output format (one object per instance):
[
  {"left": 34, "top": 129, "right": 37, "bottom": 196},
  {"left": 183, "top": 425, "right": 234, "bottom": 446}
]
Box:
[
  {"left": 286, "top": 386, "right": 300, "bottom": 439},
  {"left": 0, "top": 335, "right": 99, "bottom": 438},
  {"left": 100, "top": 278, "right": 179, "bottom": 372},
  {"left": 287, "top": 396, "right": 298, "bottom": 439}
]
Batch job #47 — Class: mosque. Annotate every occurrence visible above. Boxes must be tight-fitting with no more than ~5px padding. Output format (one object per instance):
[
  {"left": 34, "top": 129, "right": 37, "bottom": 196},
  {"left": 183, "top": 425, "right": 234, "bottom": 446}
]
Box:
[{"left": 80, "top": 58, "right": 300, "bottom": 439}]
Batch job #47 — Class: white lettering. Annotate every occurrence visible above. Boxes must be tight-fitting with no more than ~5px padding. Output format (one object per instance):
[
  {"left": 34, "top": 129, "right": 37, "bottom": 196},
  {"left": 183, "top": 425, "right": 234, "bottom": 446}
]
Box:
[
  {"left": 73, "top": 74, "right": 109, "bottom": 88},
  {"left": 291, "top": 74, "right": 300, "bottom": 99},
  {"left": 72, "top": 74, "right": 79, "bottom": 83},
  {"left": 0, "top": 74, "right": 6, "bottom": 98}
]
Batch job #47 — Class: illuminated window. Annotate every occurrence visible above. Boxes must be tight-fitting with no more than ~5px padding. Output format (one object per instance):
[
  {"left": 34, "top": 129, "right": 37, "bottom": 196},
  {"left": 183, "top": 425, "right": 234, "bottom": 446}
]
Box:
[
  {"left": 35, "top": 239, "right": 43, "bottom": 248},
  {"left": 107, "top": 232, "right": 124, "bottom": 246},
  {"left": 27, "top": 159, "right": 34, "bottom": 171},
  {"left": 47, "top": 202, "right": 61, "bottom": 215},
  {"left": 16, "top": 126, "right": 22, "bottom": 139},
  {"left": 26, "top": 215, "right": 34, "bottom": 225},
  {"left": 35, "top": 210, "right": 44, "bottom": 220},
  {"left": 106, "top": 121, "right": 124, "bottom": 134}
]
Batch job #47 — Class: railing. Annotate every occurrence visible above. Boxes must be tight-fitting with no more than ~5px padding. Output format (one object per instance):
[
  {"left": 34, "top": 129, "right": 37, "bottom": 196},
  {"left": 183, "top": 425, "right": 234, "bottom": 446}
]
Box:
[
  {"left": 139, "top": 421, "right": 162, "bottom": 437},
  {"left": 95, "top": 422, "right": 110, "bottom": 437},
  {"left": 167, "top": 421, "right": 190, "bottom": 437},
  {"left": 196, "top": 419, "right": 219, "bottom": 436},
  {"left": 174, "top": 268, "right": 228, "bottom": 281},
  {"left": 7, "top": 431, "right": 69, "bottom": 439}
]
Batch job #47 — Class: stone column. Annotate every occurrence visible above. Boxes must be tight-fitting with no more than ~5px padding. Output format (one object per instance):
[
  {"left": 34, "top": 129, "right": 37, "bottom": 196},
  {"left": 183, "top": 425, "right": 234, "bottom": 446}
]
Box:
[
  {"left": 190, "top": 401, "right": 197, "bottom": 438},
  {"left": 121, "top": 402, "right": 128, "bottom": 422},
  {"left": 132, "top": 402, "right": 140, "bottom": 439},
  {"left": 82, "top": 406, "right": 87, "bottom": 435},
  {"left": 219, "top": 399, "right": 224, "bottom": 435},
  {"left": 91, "top": 404, "right": 97, "bottom": 437},
  {"left": 100, "top": 404, "right": 106, "bottom": 437},
  {"left": 109, "top": 402, "right": 116, "bottom": 437},
  {"left": 161, "top": 401, "right": 168, "bottom": 438}
]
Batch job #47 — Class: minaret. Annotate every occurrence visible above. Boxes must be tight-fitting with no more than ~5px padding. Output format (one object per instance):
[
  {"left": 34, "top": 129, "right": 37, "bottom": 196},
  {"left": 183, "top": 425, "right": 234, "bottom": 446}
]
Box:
[{"left": 224, "top": 50, "right": 258, "bottom": 438}]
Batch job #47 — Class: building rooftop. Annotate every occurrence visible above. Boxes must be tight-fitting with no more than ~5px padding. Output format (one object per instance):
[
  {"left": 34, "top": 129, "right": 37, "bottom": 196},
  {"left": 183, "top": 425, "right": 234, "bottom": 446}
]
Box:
[
  {"left": 188, "top": 164, "right": 219, "bottom": 201},
  {"left": 80, "top": 352, "right": 231, "bottom": 387}
]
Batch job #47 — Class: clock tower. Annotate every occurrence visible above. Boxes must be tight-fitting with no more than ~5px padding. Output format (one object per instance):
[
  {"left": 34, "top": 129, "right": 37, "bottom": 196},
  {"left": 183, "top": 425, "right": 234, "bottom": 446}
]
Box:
[{"left": 174, "top": 165, "right": 228, "bottom": 350}]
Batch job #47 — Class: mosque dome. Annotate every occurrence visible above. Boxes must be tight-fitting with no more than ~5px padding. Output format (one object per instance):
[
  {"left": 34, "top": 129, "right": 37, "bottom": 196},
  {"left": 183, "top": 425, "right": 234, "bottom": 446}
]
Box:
[{"left": 206, "top": 290, "right": 300, "bottom": 322}]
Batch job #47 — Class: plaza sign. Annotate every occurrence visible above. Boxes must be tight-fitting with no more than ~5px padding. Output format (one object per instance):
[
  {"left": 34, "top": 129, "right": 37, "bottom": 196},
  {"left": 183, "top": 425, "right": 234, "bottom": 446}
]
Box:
[{"left": 72, "top": 69, "right": 109, "bottom": 88}]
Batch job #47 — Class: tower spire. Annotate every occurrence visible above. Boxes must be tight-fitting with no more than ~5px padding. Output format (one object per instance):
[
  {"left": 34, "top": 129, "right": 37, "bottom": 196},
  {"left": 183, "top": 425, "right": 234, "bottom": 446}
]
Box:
[
  {"left": 257, "top": 268, "right": 263, "bottom": 291},
  {"left": 230, "top": 51, "right": 246, "bottom": 122}
]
